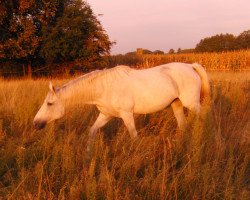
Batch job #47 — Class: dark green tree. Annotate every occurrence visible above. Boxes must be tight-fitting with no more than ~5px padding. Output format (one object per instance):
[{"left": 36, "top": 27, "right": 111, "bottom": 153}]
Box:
[
  {"left": 40, "top": 0, "right": 113, "bottom": 70},
  {"left": 236, "top": 30, "right": 250, "bottom": 49},
  {"left": 168, "top": 49, "right": 175, "bottom": 54},
  {"left": 142, "top": 49, "right": 153, "bottom": 54},
  {"left": 153, "top": 50, "right": 164, "bottom": 55},
  {"left": 195, "top": 34, "right": 237, "bottom": 52}
]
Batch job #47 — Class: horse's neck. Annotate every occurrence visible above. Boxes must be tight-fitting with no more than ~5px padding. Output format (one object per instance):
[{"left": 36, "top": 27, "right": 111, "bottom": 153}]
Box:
[
  {"left": 57, "top": 77, "right": 100, "bottom": 104},
  {"left": 56, "top": 67, "right": 128, "bottom": 104}
]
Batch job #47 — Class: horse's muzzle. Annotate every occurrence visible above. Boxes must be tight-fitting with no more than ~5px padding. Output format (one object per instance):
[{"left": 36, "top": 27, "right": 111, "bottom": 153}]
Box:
[{"left": 34, "top": 120, "right": 46, "bottom": 130}]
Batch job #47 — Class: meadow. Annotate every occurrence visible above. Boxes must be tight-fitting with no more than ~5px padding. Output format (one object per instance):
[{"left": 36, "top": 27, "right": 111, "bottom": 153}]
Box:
[{"left": 0, "top": 64, "right": 249, "bottom": 198}]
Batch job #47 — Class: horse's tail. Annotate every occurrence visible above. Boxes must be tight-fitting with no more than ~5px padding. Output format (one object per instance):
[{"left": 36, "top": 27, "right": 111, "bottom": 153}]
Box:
[{"left": 192, "top": 63, "right": 211, "bottom": 103}]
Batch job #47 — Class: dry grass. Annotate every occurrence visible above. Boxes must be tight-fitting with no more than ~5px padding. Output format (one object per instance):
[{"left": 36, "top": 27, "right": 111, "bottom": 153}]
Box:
[
  {"left": 0, "top": 71, "right": 249, "bottom": 199},
  {"left": 110, "top": 50, "right": 250, "bottom": 71},
  {"left": 139, "top": 50, "right": 250, "bottom": 70}
]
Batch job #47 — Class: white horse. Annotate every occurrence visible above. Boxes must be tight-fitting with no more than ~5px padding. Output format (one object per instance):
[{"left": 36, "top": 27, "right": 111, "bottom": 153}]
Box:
[{"left": 34, "top": 62, "right": 210, "bottom": 147}]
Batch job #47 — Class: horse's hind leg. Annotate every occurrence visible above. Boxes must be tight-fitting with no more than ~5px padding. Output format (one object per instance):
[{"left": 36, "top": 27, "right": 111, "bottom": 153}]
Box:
[
  {"left": 87, "top": 113, "right": 112, "bottom": 151},
  {"left": 171, "top": 99, "right": 186, "bottom": 130},
  {"left": 120, "top": 111, "right": 138, "bottom": 138}
]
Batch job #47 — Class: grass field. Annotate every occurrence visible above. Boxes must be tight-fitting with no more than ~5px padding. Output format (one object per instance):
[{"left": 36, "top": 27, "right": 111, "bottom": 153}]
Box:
[
  {"left": 109, "top": 50, "right": 250, "bottom": 71},
  {"left": 0, "top": 71, "right": 249, "bottom": 199}
]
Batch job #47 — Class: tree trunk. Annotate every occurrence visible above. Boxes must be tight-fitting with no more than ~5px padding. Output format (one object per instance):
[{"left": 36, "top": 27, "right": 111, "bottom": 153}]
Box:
[{"left": 27, "top": 61, "right": 32, "bottom": 78}]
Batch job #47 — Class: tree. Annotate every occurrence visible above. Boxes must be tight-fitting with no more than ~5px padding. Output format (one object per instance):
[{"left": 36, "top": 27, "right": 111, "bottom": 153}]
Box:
[
  {"left": 0, "top": 0, "right": 61, "bottom": 77},
  {"left": 177, "top": 48, "right": 181, "bottom": 53},
  {"left": 40, "top": 0, "right": 113, "bottom": 70},
  {"left": 236, "top": 30, "right": 250, "bottom": 49},
  {"left": 143, "top": 49, "right": 153, "bottom": 54},
  {"left": 0, "top": 0, "right": 113, "bottom": 76},
  {"left": 153, "top": 50, "right": 164, "bottom": 55},
  {"left": 168, "top": 49, "right": 175, "bottom": 54},
  {"left": 195, "top": 34, "right": 237, "bottom": 52}
]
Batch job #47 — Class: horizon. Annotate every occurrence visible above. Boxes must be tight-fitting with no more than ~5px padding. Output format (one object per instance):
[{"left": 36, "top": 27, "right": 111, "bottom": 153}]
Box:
[{"left": 87, "top": 0, "right": 250, "bottom": 55}]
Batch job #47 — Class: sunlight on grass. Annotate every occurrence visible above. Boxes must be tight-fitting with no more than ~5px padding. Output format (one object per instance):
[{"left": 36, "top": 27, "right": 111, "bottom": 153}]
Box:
[{"left": 0, "top": 71, "right": 249, "bottom": 199}]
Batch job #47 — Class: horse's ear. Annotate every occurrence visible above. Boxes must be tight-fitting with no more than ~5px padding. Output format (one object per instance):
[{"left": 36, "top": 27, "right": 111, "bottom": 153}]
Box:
[{"left": 49, "top": 82, "right": 56, "bottom": 94}]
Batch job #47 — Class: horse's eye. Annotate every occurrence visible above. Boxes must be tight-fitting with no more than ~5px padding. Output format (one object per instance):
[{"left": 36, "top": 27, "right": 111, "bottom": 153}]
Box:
[{"left": 47, "top": 102, "right": 53, "bottom": 106}]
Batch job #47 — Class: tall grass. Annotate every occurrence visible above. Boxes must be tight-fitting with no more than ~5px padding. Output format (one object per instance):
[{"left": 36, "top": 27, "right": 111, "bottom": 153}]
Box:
[
  {"left": 0, "top": 72, "right": 249, "bottom": 199},
  {"left": 109, "top": 50, "right": 250, "bottom": 70}
]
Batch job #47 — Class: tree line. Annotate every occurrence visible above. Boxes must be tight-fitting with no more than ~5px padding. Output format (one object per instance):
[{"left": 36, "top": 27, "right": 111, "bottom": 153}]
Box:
[
  {"left": 121, "top": 30, "right": 249, "bottom": 56},
  {"left": 176, "top": 30, "right": 250, "bottom": 54},
  {"left": 0, "top": 0, "right": 113, "bottom": 77},
  {"left": 195, "top": 30, "right": 250, "bottom": 52}
]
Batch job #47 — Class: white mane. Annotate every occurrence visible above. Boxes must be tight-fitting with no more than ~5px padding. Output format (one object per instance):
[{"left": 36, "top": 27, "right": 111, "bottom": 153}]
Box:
[{"left": 56, "top": 66, "right": 132, "bottom": 102}]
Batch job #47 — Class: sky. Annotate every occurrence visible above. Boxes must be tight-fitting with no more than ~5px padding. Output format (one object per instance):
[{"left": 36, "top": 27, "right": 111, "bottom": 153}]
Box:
[{"left": 87, "top": 0, "right": 250, "bottom": 55}]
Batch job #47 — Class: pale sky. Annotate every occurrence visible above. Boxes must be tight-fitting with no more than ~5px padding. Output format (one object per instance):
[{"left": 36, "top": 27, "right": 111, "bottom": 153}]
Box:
[{"left": 87, "top": 0, "right": 250, "bottom": 54}]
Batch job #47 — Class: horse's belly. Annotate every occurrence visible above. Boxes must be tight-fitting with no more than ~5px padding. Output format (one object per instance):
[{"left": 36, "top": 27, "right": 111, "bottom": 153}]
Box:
[
  {"left": 130, "top": 72, "right": 178, "bottom": 114},
  {"left": 132, "top": 81, "right": 178, "bottom": 114},
  {"left": 133, "top": 93, "right": 176, "bottom": 114}
]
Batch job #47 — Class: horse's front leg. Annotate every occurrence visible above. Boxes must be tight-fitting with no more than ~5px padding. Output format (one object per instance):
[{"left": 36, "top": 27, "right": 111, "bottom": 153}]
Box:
[
  {"left": 87, "top": 113, "right": 112, "bottom": 151},
  {"left": 120, "top": 111, "right": 138, "bottom": 138}
]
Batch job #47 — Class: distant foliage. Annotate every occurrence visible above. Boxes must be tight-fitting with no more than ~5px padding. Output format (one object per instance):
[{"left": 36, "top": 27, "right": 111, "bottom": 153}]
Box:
[
  {"left": 168, "top": 49, "right": 175, "bottom": 54},
  {"left": 195, "top": 30, "right": 250, "bottom": 52},
  {"left": 153, "top": 50, "right": 164, "bottom": 55},
  {"left": 143, "top": 49, "right": 153, "bottom": 54},
  {"left": 195, "top": 34, "right": 237, "bottom": 52},
  {"left": 236, "top": 30, "right": 250, "bottom": 49},
  {"left": 108, "top": 54, "right": 141, "bottom": 67},
  {"left": 130, "top": 49, "right": 165, "bottom": 56},
  {"left": 179, "top": 48, "right": 195, "bottom": 54},
  {"left": 177, "top": 48, "right": 182, "bottom": 53}
]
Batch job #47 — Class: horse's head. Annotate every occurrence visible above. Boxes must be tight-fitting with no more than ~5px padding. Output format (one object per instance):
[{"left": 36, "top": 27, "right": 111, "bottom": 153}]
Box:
[{"left": 33, "top": 82, "right": 65, "bottom": 130}]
